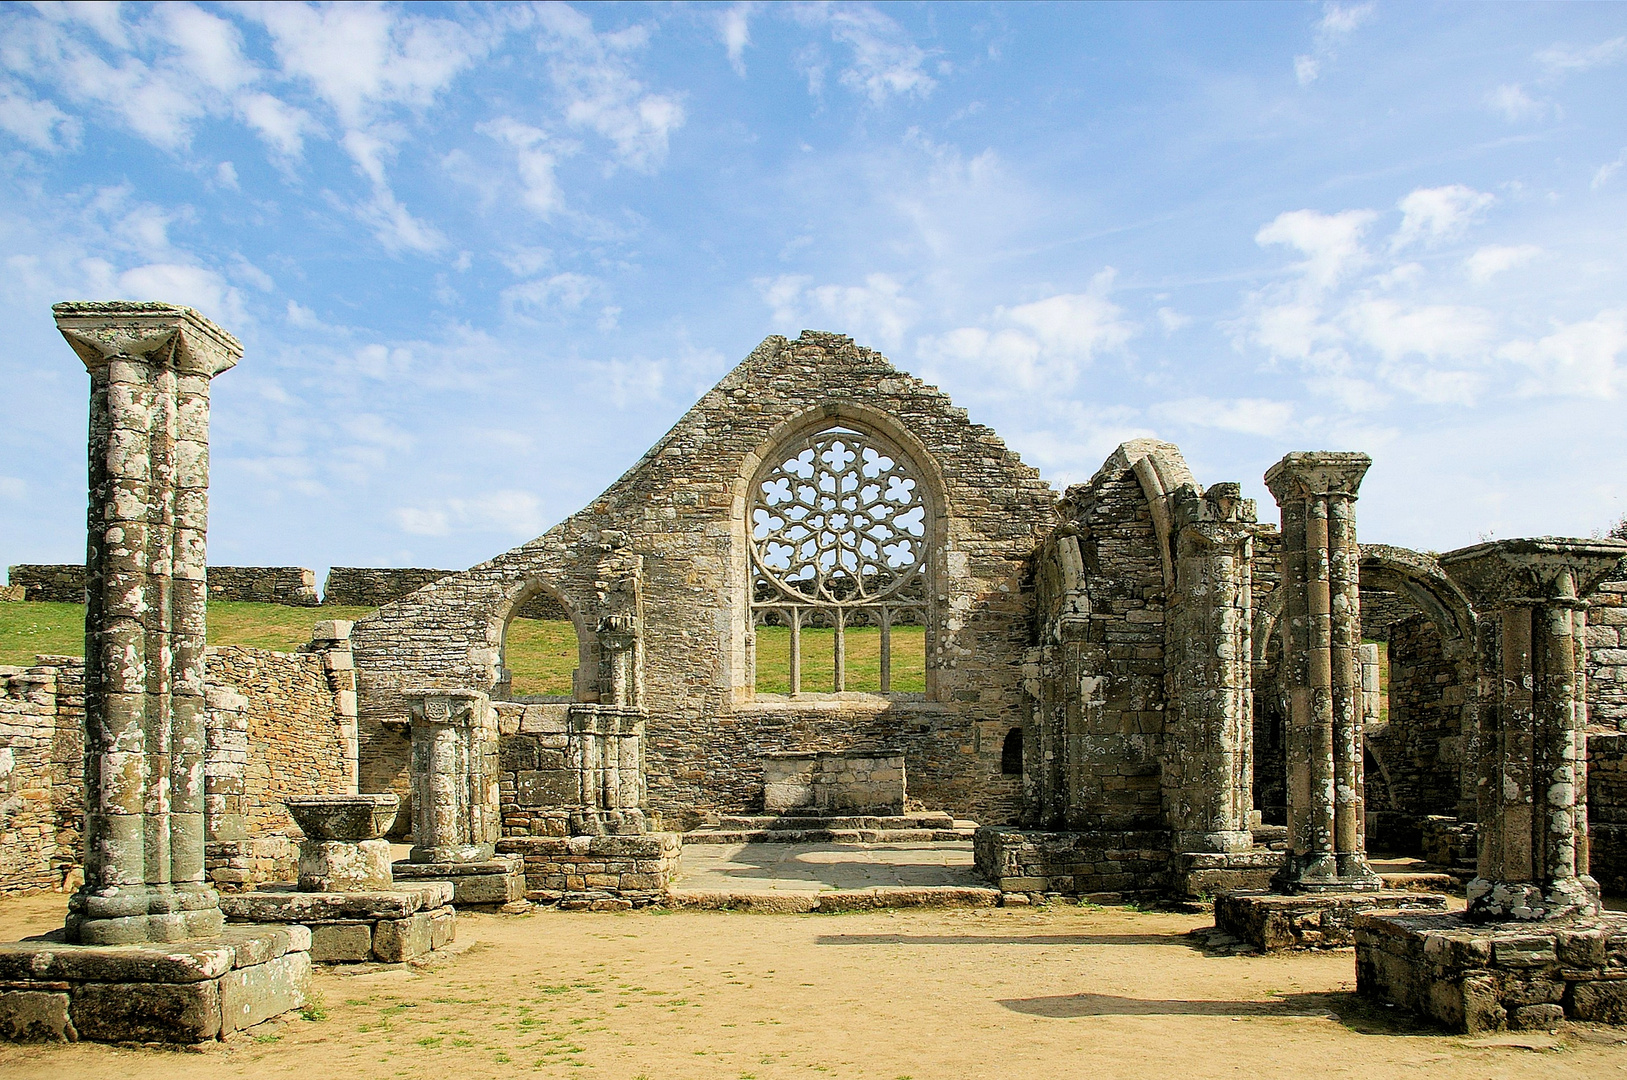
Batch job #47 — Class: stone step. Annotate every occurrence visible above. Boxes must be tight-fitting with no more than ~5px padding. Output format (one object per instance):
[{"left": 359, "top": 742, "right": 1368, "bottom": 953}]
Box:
[
  {"left": 715, "top": 812, "right": 957, "bottom": 831},
  {"left": 1379, "top": 871, "right": 1457, "bottom": 894},
  {"left": 682, "top": 827, "right": 975, "bottom": 845}
]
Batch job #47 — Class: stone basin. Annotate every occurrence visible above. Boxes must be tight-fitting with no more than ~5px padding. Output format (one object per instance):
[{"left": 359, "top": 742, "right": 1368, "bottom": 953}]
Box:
[{"left": 285, "top": 794, "right": 400, "bottom": 842}]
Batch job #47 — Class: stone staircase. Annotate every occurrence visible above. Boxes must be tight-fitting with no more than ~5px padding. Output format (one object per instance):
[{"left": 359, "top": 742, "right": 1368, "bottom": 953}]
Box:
[{"left": 682, "top": 810, "right": 979, "bottom": 845}]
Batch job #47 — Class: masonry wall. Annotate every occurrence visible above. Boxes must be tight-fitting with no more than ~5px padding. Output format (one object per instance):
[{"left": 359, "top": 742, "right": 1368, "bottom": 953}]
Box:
[
  {"left": 1588, "top": 731, "right": 1627, "bottom": 897},
  {"left": 208, "top": 645, "right": 357, "bottom": 837},
  {"left": 0, "top": 664, "right": 65, "bottom": 892},
  {"left": 5, "top": 565, "right": 84, "bottom": 603},
  {"left": 1589, "top": 575, "right": 1627, "bottom": 731},
  {"left": 1364, "top": 613, "right": 1462, "bottom": 854},
  {"left": 352, "top": 332, "right": 1057, "bottom": 826},
  {"left": 8, "top": 563, "right": 322, "bottom": 605},
  {"left": 322, "top": 567, "right": 456, "bottom": 607}
]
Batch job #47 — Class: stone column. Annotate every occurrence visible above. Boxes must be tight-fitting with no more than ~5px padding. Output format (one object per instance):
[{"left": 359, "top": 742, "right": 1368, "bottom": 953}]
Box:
[
  {"left": 1263, "top": 452, "right": 1381, "bottom": 892},
  {"left": 55, "top": 301, "right": 240, "bottom": 944},
  {"left": 402, "top": 688, "right": 499, "bottom": 863},
  {"left": 1165, "top": 482, "right": 1256, "bottom": 853},
  {"left": 1440, "top": 538, "right": 1627, "bottom": 921}
]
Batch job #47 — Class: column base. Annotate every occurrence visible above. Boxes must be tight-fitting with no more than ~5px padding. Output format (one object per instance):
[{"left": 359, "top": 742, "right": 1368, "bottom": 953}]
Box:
[
  {"left": 65, "top": 882, "right": 225, "bottom": 945},
  {"left": 1171, "top": 849, "right": 1284, "bottom": 899},
  {"left": 1356, "top": 909, "right": 1627, "bottom": 1032},
  {"left": 299, "top": 839, "right": 393, "bottom": 893},
  {"left": 0, "top": 924, "right": 309, "bottom": 1043},
  {"left": 392, "top": 855, "right": 527, "bottom": 908},
  {"left": 1465, "top": 875, "right": 1600, "bottom": 922},
  {"left": 1272, "top": 851, "right": 1384, "bottom": 894},
  {"left": 1214, "top": 889, "right": 1447, "bottom": 951}
]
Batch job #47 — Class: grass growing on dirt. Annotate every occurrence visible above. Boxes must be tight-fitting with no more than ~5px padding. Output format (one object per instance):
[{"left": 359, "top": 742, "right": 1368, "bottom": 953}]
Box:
[
  {"left": 0, "top": 600, "right": 373, "bottom": 664},
  {"left": 0, "top": 601, "right": 82, "bottom": 663},
  {"left": 503, "top": 617, "right": 580, "bottom": 697},
  {"left": 754, "top": 625, "right": 926, "bottom": 694}
]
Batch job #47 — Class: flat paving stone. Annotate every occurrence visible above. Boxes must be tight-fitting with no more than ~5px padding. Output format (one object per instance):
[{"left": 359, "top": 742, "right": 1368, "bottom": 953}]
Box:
[{"left": 672, "top": 840, "right": 983, "bottom": 895}]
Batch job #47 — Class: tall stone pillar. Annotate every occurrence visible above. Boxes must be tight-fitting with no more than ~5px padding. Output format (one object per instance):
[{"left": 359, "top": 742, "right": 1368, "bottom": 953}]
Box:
[
  {"left": 1165, "top": 482, "right": 1256, "bottom": 854},
  {"left": 1264, "top": 452, "right": 1381, "bottom": 892},
  {"left": 55, "top": 301, "right": 241, "bottom": 944},
  {"left": 402, "top": 688, "right": 500, "bottom": 863},
  {"left": 1440, "top": 538, "right": 1627, "bottom": 921}
]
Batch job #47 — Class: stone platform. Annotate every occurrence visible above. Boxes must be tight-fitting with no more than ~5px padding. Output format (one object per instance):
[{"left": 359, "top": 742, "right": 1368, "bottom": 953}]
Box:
[
  {"left": 972, "top": 826, "right": 1172, "bottom": 900},
  {"left": 672, "top": 838, "right": 997, "bottom": 911},
  {"left": 498, "top": 833, "right": 682, "bottom": 906},
  {"left": 1356, "top": 910, "right": 1627, "bottom": 1032},
  {"left": 683, "top": 811, "right": 977, "bottom": 845},
  {"left": 1215, "top": 890, "right": 1448, "bottom": 950},
  {"left": 1171, "top": 849, "right": 1284, "bottom": 898},
  {"left": 0, "top": 924, "right": 310, "bottom": 1043},
  {"left": 220, "top": 882, "right": 454, "bottom": 964},
  {"left": 392, "top": 855, "right": 527, "bottom": 909}
]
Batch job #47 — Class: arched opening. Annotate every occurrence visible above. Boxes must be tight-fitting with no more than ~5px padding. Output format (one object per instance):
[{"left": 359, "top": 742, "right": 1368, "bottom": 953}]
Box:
[
  {"left": 1001, "top": 727, "right": 1023, "bottom": 776},
  {"left": 744, "top": 417, "right": 937, "bottom": 698},
  {"left": 494, "top": 580, "right": 591, "bottom": 702}
]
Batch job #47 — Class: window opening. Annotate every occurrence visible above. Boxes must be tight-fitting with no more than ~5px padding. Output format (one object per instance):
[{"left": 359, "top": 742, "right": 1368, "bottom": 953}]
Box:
[
  {"left": 1001, "top": 727, "right": 1023, "bottom": 776},
  {"left": 750, "top": 424, "right": 929, "bottom": 695},
  {"left": 497, "top": 588, "right": 580, "bottom": 701}
]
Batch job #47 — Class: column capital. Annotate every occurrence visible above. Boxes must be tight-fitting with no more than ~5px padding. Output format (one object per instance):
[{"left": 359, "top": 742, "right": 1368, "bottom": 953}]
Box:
[
  {"left": 1264, "top": 451, "right": 1371, "bottom": 505},
  {"left": 403, "top": 687, "right": 490, "bottom": 727},
  {"left": 53, "top": 300, "right": 242, "bottom": 377},
  {"left": 1440, "top": 537, "right": 1627, "bottom": 610}
]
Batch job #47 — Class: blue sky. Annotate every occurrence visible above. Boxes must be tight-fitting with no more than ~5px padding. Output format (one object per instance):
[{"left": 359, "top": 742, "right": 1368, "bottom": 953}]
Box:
[{"left": 3, "top": 1, "right": 1626, "bottom": 577}]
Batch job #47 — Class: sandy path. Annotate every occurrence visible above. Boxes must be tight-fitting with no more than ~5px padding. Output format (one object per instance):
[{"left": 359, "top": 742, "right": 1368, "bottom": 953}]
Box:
[{"left": 1, "top": 892, "right": 1623, "bottom": 1079}]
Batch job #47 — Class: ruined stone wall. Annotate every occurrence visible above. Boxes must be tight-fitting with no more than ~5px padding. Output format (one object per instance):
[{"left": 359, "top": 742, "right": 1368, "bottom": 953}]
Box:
[
  {"left": 1587, "top": 731, "right": 1627, "bottom": 896},
  {"left": 1588, "top": 575, "right": 1627, "bottom": 730},
  {"left": 207, "top": 645, "right": 356, "bottom": 838},
  {"left": 1364, "top": 613, "right": 1461, "bottom": 854},
  {"left": 5, "top": 565, "right": 84, "bottom": 603},
  {"left": 0, "top": 664, "right": 65, "bottom": 892},
  {"left": 352, "top": 332, "right": 1055, "bottom": 826},
  {"left": 207, "top": 566, "right": 319, "bottom": 605},
  {"left": 322, "top": 567, "right": 456, "bottom": 607},
  {"left": 1359, "top": 586, "right": 1414, "bottom": 641},
  {"left": 1250, "top": 528, "right": 1286, "bottom": 824}
]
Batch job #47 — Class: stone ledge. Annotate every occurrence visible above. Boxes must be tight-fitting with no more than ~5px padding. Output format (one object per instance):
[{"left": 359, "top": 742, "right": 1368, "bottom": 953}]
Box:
[
  {"left": 1355, "top": 910, "right": 1627, "bottom": 1032},
  {"left": 1215, "top": 890, "right": 1448, "bottom": 951},
  {"left": 0, "top": 927, "right": 308, "bottom": 1043},
  {"left": 663, "top": 886, "right": 1000, "bottom": 912},
  {"left": 220, "top": 882, "right": 452, "bottom": 922},
  {"left": 392, "top": 857, "right": 526, "bottom": 906}
]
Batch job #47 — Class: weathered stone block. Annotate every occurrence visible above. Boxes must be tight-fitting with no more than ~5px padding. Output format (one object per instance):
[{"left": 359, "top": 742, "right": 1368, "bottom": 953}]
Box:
[
  {"left": 429, "top": 907, "right": 455, "bottom": 950},
  {"left": 0, "top": 991, "right": 75, "bottom": 1042},
  {"left": 220, "top": 951, "right": 310, "bottom": 1034},
  {"left": 310, "top": 923, "right": 374, "bottom": 963},
  {"left": 1509, "top": 1003, "right": 1565, "bottom": 1030},
  {"left": 72, "top": 979, "right": 221, "bottom": 1043},
  {"left": 373, "top": 912, "right": 432, "bottom": 962},
  {"left": 1569, "top": 979, "right": 1627, "bottom": 1024}
]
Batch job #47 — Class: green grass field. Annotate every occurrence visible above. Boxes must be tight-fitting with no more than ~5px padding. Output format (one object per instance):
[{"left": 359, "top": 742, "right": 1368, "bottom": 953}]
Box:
[
  {"left": 3, "top": 602, "right": 923, "bottom": 698},
  {"left": 753, "top": 625, "right": 926, "bottom": 694}
]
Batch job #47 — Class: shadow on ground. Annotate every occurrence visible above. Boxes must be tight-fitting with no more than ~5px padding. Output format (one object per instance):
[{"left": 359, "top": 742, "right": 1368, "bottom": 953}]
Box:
[{"left": 998, "top": 989, "right": 1444, "bottom": 1035}]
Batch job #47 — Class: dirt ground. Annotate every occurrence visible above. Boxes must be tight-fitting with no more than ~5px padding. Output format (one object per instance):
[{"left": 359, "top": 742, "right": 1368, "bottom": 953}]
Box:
[{"left": 2, "top": 891, "right": 1624, "bottom": 1080}]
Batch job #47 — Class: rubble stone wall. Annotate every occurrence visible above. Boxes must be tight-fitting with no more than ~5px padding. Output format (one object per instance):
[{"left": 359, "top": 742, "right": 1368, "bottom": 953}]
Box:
[
  {"left": 1588, "top": 732, "right": 1627, "bottom": 896},
  {"left": 351, "top": 332, "right": 1056, "bottom": 825},
  {"left": 0, "top": 665, "right": 65, "bottom": 892},
  {"left": 4, "top": 565, "right": 84, "bottom": 604},
  {"left": 1365, "top": 613, "right": 1463, "bottom": 854},
  {"left": 322, "top": 567, "right": 456, "bottom": 607},
  {"left": 208, "top": 645, "right": 356, "bottom": 838},
  {"left": 207, "top": 566, "right": 319, "bottom": 605},
  {"left": 1589, "top": 575, "right": 1627, "bottom": 730}
]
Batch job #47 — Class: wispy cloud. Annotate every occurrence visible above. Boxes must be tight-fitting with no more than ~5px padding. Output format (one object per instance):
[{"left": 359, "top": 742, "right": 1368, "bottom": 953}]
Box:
[{"left": 1294, "top": 1, "right": 1376, "bottom": 85}]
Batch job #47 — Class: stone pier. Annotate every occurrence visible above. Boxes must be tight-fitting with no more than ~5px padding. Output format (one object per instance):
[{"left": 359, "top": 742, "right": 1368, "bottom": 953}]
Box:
[
  {"left": 0, "top": 302, "right": 308, "bottom": 1043},
  {"left": 390, "top": 689, "right": 525, "bottom": 908},
  {"left": 1355, "top": 537, "right": 1627, "bottom": 1032},
  {"left": 1214, "top": 453, "right": 1442, "bottom": 948}
]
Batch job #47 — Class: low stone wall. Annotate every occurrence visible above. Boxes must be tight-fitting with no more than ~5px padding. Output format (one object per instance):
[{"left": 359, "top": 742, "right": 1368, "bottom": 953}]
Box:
[
  {"left": 1215, "top": 890, "right": 1446, "bottom": 950},
  {"left": 1589, "top": 732, "right": 1627, "bottom": 896},
  {"left": 207, "top": 566, "right": 319, "bottom": 606},
  {"left": 762, "top": 750, "right": 905, "bottom": 814},
  {"left": 972, "top": 826, "right": 1171, "bottom": 900},
  {"left": 322, "top": 567, "right": 456, "bottom": 607},
  {"left": 0, "top": 665, "right": 64, "bottom": 893},
  {"left": 5, "top": 565, "right": 83, "bottom": 603},
  {"left": 496, "top": 833, "right": 682, "bottom": 908},
  {"left": 1356, "top": 910, "right": 1627, "bottom": 1032}
]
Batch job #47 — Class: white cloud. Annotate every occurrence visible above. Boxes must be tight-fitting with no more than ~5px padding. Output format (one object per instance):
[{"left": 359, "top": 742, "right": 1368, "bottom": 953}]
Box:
[
  {"left": 1318, "top": 2, "right": 1376, "bottom": 36},
  {"left": 916, "top": 274, "right": 1134, "bottom": 392},
  {"left": 479, "top": 118, "right": 566, "bottom": 219},
  {"left": 717, "top": 3, "right": 758, "bottom": 77},
  {"left": 795, "top": 4, "right": 937, "bottom": 104},
  {"left": 1486, "top": 83, "right": 1551, "bottom": 122},
  {"left": 1157, "top": 307, "right": 1191, "bottom": 334},
  {"left": 1535, "top": 36, "right": 1627, "bottom": 72},
  {"left": 1294, "top": 56, "right": 1320, "bottom": 87},
  {"left": 757, "top": 273, "right": 918, "bottom": 351},
  {"left": 1464, "top": 244, "right": 1541, "bottom": 284},
  {"left": 1294, "top": 2, "right": 1375, "bottom": 85},
  {"left": 1256, "top": 208, "right": 1377, "bottom": 290},
  {"left": 395, "top": 490, "right": 546, "bottom": 539},
  {"left": 1500, "top": 310, "right": 1627, "bottom": 398},
  {"left": 504, "top": 273, "right": 600, "bottom": 315},
  {"left": 116, "top": 262, "right": 245, "bottom": 327},
  {"left": 1391, "top": 185, "right": 1495, "bottom": 251},
  {"left": 1594, "top": 148, "right": 1627, "bottom": 190},
  {"left": 1152, "top": 397, "right": 1296, "bottom": 438},
  {"left": 0, "top": 79, "right": 80, "bottom": 151},
  {"left": 533, "top": 4, "right": 685, "bottom": 172}
]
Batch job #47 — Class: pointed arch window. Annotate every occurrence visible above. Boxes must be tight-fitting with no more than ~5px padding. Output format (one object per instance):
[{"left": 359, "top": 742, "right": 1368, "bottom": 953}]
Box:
[{"left": 750, "top": 423, "right": 931, "bottom": 694}]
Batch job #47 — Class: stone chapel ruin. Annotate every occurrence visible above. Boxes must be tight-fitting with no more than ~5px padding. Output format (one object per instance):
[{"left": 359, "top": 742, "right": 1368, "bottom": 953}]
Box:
[{"left": 3, "top": 310, "right": 1627, "bottom": 1041}]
